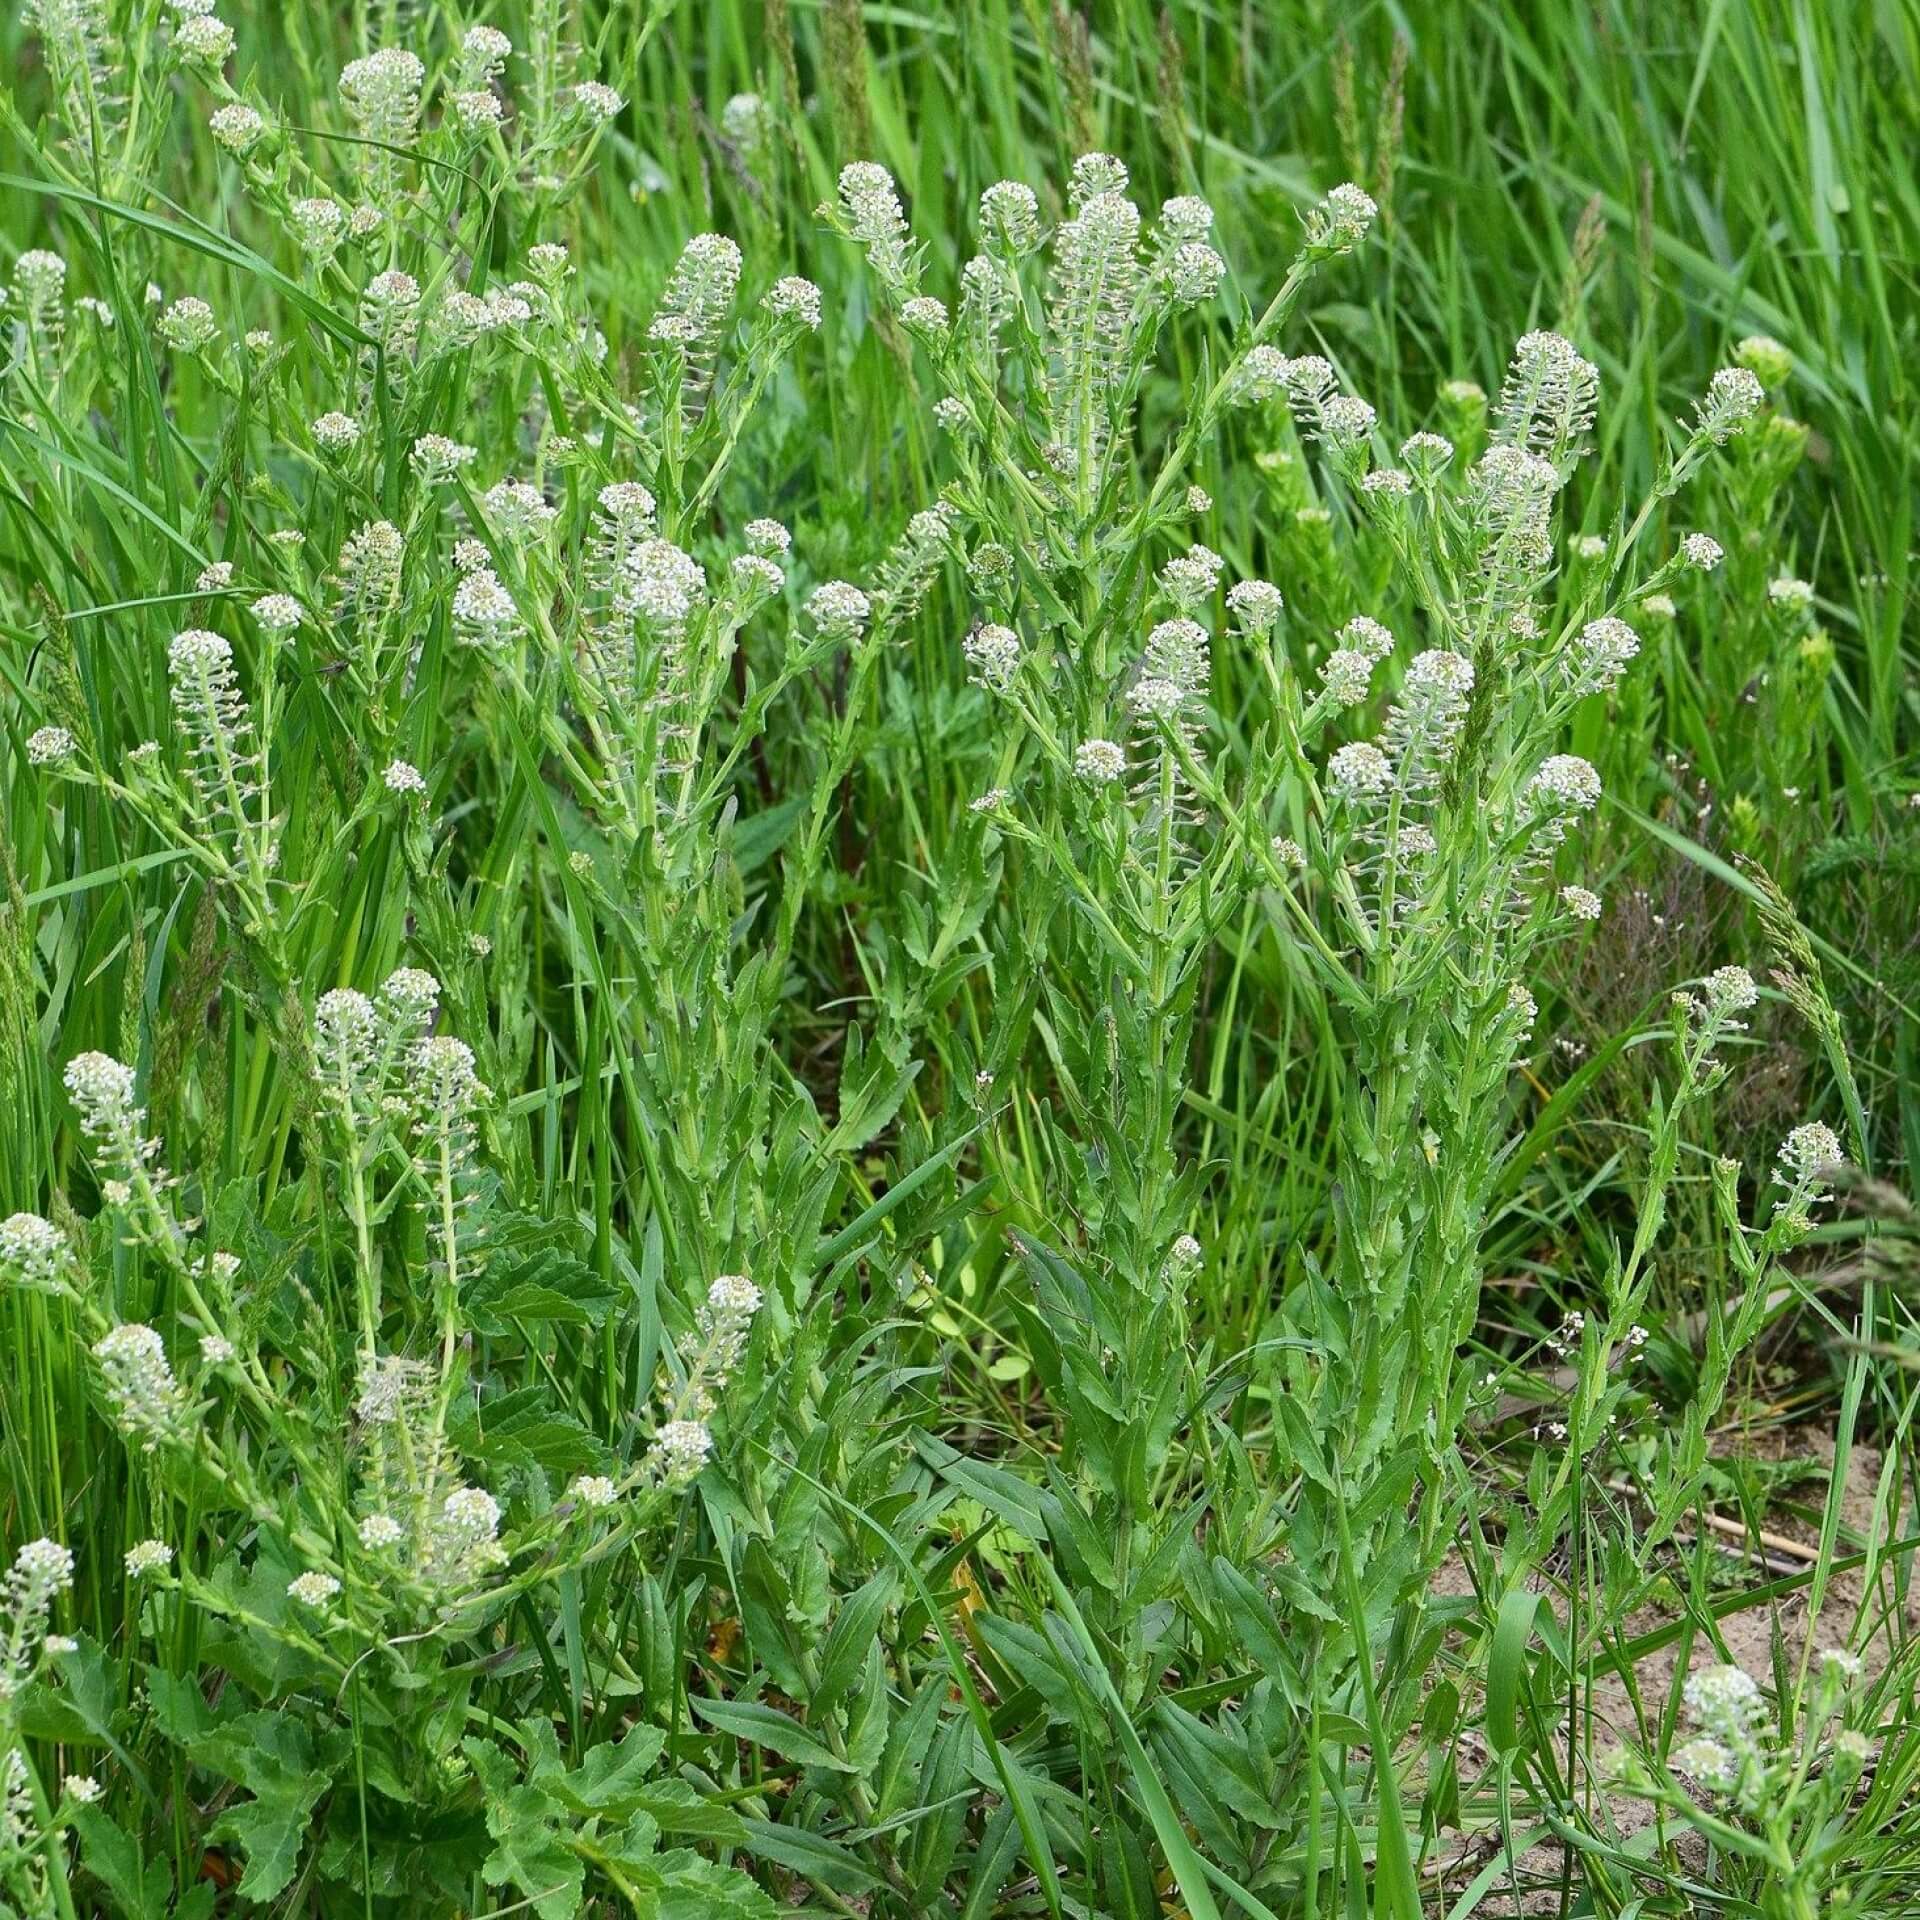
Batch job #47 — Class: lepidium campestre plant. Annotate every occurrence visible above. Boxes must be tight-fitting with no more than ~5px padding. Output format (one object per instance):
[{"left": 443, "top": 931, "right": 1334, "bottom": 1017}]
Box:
[
  {"left": 838, "top": 156, "right": 1786, "bottom": 1895},
  {"left": 1, "top": 1009, "right": 775, "bottom": 1912}
]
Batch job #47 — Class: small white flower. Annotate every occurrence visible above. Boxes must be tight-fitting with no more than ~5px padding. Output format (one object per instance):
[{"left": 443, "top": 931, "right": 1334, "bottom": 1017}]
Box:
[
  {"left": 1767, "top": 575, "right": 1814, "bottom": 610},
  {"left": 209, "top": 102, "right": 264, "bottom": 151},
  {"left": 252, "top": 594, "right": 302, "bottom": 632},
  {"left": 764, "top": 275, "right": 823, "bottom": 330},
  {"left": 1337, "top": 615, "right": 1395, "bottom": 664},
  {"left": 63, "top": 1775, "right": 101, "bottom": 1804},
  {"left": 1075, "top": 738, "right": 1126, "bottom": 784},
  {"left": 410, "top": 435, "right": 477, "bottom": 482},
  {"left": 1305, "top": 181, "right": 1376, "bottom": 251},
  {"left": 1328, "top": 742, "right": 1392, "bottom": 796},
  {"left": 1701, "top": 964, "right": 1759, "bottom": 1014},
  {"left": 1680, "top": 532, "right": 1723, "bottom": 572},
  {"left": 0, "top": 1212, "right": 67, "bottom": 1283},
  {"left": 805, "top": 581, "right": 870, "bottom": 639},
  {"left": 650, "top": 1418, "right": 713, "bottom": 1484},
  {"left": 1777, "top": 1122, "right": 1844, "bottom": 1184},
  {"left": 962, "top": 623, "right": 1021, "bottom": 692},
  {"left": 569, "top": 1475, "right": 618, "bottom": 1509},
  {"left": 1528, "top": 755, "right": 1602, "bottom": 813},
  {"left": 312, "top": 411, "right": 362, "bottom": 451},
  {"left": 158, "top": 296, "right": 218, "bottom": 352},
  {"left": 199, "top": 1334, "right": 235, "bottom": 1365},
  {"left": 570, "top": 81, "right": 624, "bottom": 123},
  {"left": 287, "top": 1569, "right": 341, "bottom": 1607},
  {"left": 1226, "top": 579, "right": 1283, "bottom": 632},
  {"left": 124, "top": 1540, "right": 174, "bottom": 1579},
  {"left": 1560, "top": 885, "right": 1603, "bottom": 921},
  {"left": 1695, "top": 366, "right": 1764, "bottom": 442},
  {"left": 357, "top": 1512, "right": 404, "bottom": 1550},
  {"left": 1319, "top": 649, "right": 1375, "bottom": 706},
  {"left": 382, "top": 759, "right": 427, "bottom": 796},
  {"left": 27, "top": 725, "right": 77, "bottom": 767},
  {"left": 173, "top": 13, "right": 235, "bottom": 64}
]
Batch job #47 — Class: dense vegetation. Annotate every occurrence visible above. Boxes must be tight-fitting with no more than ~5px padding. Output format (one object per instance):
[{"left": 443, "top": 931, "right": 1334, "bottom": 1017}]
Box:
[{"left": 1, "top": 2, "right": 1916, "bottom": 1915}]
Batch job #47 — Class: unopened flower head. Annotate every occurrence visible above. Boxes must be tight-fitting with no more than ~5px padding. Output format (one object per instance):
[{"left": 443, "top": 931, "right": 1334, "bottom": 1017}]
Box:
[
  {"left": 1734, "top": 333, "right": 1792, "bottom": 389},
  {"left": 900, "top": 295, "right": 948, "bottom": 334},
  {"left": 1767, "top": 575, "right": 1814, "bottom": 611}
]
